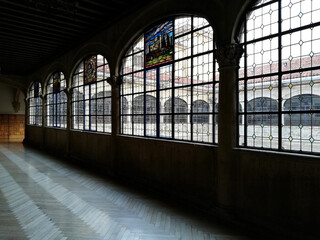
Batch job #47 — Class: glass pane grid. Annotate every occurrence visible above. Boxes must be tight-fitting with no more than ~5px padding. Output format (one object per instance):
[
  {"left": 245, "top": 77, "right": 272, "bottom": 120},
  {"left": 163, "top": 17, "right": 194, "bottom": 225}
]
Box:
[
  {"left": 46, "top": 72, "right": 67, "bottom": 128},
  {"left": 120, "top": 16, "right": 216, "bottom": 144},
  {"left": 28, "top": 82, "right": 42, "bottom": 126},
  {"left": 71, "top": 55, "right": 111, "bottom": 133},
  {"left": 239, "top": 0, "right": 320, "bottom": 154}
]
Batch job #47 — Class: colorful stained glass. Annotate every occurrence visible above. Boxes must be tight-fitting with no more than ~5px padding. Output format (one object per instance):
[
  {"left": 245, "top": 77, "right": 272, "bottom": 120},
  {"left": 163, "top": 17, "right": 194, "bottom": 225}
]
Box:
[
  {"left": 145, "top": 20, "right": 173, "bottom": 68},
  {"left": 34, "top": 82, "right": 39, "bottom": 98},
  {"left": 53, "top": 72, "right": 61, "bottom": 93},
  {"left": 85, "top": 56, "right": 97, "bottom": 85}
]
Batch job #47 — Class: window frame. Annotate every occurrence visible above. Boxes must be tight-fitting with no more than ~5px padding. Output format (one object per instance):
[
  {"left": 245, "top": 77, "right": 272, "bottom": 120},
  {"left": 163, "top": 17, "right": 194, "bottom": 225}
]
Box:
[
  {"left": 71, "top": 54, "right": 112, "bottom": 133},
  {"left": 45, "top": 72, "right": 67, "bottom": 128},
  {"left": 238, "top": 0, "right": 320, "bottom": 154},
  {"left": 119, "top": 15, "right": 218, "bottom": 144},
  {"left": 28, "top": 81, "right": 43, "bottom": 126}
]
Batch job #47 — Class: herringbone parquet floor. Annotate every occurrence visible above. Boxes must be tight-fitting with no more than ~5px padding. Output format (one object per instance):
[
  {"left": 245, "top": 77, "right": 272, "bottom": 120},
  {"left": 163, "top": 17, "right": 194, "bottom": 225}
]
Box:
[{"left": 0, "top": 143, "right": 258, "bottom": 240}]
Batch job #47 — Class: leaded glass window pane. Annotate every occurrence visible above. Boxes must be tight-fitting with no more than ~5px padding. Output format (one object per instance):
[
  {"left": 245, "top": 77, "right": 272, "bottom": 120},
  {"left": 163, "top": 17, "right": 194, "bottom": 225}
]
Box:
[
  {"left": 46, "top": 72, "right": 67, "bottom": 128},
  {"left": 239, "top": 0, "right": 320, "bottom": 153},
  {"left": 28, "top": 81, "right": 42, "bottom": 126},
  {"left": 120, "top": 16, "right": 217, "bottom": 144},
  {"left": 71, "top": 54, "right": 111, "bottom": 133}
]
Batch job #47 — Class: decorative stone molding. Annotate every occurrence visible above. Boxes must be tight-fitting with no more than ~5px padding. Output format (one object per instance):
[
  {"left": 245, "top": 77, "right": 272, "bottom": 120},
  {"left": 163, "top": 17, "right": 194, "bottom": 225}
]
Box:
[
  {"left": 12, "top": 101, "right": 20, "bottom": 113},
  {"left": 107, "top": 75, "right": 122, "bottom": 87},
  {"left": 216, "top": 44, "right": 243, "bottom": 69},
  {"left": 63, "top": 88, "right": 72, "bottom": 97},
  {"left": 12, "top": 88, "right": 21, "bottom": 113}
]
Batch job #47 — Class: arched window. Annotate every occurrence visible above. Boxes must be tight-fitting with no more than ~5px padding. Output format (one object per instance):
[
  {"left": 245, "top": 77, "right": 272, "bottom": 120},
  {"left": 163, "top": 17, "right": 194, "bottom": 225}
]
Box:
[
  {"left": 46, "top": 72, "right": 67, "bottom": 128},
  {"left": 28, "top": 81, "right": 42, "bottom": 126},
  {"left": 193, "top": 100, "right": 209, "bottom": 123},
  {"left": 284, "top": 94, "right": 320, "bottom": 126},
  {"left": 247, "top": 97, "right": 278, "bottom": 125},
  {"left": 163, "top": 98, "right": 188, "bottom": 124},
  {"left": 120, "top": 16, "right": 217, "bottom": 143},
  {"left": 238, "top": 0, "right": 320, "bottom": 153},
  {"left": 71, "top": 54, "right": 111, "bottom": 133}
]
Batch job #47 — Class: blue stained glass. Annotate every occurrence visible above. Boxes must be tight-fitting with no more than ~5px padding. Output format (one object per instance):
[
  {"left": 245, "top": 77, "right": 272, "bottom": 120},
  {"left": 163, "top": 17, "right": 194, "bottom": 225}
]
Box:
[{"left": 145, "top": 20, "right": 173, "bottom": 68}]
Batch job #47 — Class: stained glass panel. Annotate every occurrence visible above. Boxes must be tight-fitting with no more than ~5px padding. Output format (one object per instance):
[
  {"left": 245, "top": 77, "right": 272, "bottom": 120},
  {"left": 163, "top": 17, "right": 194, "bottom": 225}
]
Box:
[
  {"left": 145, "top": 20, "right": 173, "bottom": 68},
  {"left": 71, "top": 54, "right": 111, "bottom": 132},
  {"left": 120, "top": 16, "right": 216, "bottom": 143},
  {"left": 85, "top": 56, "right": 97, "bottom": 85},
  {"left": 53, "top": 72, "right": 61, "bottom": 93}
]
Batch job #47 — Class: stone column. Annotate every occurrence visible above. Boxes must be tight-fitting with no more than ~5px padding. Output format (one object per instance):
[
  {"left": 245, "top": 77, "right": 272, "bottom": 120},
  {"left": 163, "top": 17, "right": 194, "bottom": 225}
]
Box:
[
  {"left": 107, "top": 75, "right": 121, "bottom": 136},
  {"left": 107, "top": 75, "right": 122, "bottom": 174},
  {"left": 65, "top": 88, "right": 72, "bottom": 157},
  {"left": 41, "top": 93, "right": 46, "bottom": 149},
  {"left": 215, "top": 43, "right": 243, "bottom": 214},
  {"left": 23, "top": 97, "right": 29, "bottom": 144}
]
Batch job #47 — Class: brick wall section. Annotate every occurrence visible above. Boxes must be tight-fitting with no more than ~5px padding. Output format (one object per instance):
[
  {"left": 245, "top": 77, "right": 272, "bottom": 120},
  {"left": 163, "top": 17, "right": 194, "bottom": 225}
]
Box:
[{"left": 0, "top": 114, "right": 25, "bottom": 142}]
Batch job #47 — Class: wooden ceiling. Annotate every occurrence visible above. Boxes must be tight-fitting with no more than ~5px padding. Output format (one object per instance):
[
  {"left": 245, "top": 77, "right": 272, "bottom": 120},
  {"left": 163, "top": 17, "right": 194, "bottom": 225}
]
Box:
[{"left": 0, "top": 0, "right": 150, "bottom": 76}]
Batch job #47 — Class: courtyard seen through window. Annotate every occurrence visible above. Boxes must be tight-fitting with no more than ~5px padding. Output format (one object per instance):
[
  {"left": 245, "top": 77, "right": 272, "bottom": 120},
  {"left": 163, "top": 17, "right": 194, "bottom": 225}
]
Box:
[
  {"left": 71, "top": 54, "right": 112, "bottom": 132},
  {"left": 28, "top": 81, "right": 42, "bottom": 126},
  {"left": 120, "top": 16, "right": 219, "bottom": 143},
  {"left": 46, "top": 72, "right": 67, "bottom": 128},
  {"left": 239, "top": 0, "right": 320, "bottom": 153}
]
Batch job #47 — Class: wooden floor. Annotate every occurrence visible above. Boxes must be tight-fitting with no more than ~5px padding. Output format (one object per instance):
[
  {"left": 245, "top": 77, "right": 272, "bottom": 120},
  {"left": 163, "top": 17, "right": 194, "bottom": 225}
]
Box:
[{"left": 0, "top": 143, "right": 259, "bottom": 240}]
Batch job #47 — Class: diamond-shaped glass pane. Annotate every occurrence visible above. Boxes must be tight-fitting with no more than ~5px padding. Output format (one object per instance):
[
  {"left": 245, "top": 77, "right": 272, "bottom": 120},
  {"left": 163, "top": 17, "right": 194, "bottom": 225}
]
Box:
[{"left": 309, "top": 81, "right": 314, "bottom": 87}]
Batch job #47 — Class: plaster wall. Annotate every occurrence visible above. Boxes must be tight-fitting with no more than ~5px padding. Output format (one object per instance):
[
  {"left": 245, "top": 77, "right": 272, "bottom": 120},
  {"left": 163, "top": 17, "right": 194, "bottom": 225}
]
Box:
[{"left": 0, "top": 83, "right": 25, "bottom": 114}]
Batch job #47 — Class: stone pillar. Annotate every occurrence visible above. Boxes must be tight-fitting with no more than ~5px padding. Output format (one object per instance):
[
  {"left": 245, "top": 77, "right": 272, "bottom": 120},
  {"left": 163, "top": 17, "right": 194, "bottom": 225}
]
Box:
[
  {"left": 12, "top": 88, "right": 21, "bottom": 113},
  {"left": 107, "top": 75, "right": 121, "bottom": 174},
  {"left": 65, "top": 88, "right": 72, "bottom": 157},
  {"left": 23, "top": 97, "right": 29, "bottom": 144},
  {"left": 215, "top": 43, "right": 243, "bottom": 213},
  {"left": 107, "top": 75, "right": 121, "bottom": 136},
  {"left": 41, "top": 93, "right": 46, "bottom": 149}
]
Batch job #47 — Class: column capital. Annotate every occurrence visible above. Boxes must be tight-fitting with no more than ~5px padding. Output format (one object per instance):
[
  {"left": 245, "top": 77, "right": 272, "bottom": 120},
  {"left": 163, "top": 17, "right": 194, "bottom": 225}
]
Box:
[
  {"left": 63, "top": 88, "right": 73, "bottom": 97},
  {"left": 216, "top": 44, "right": 243, "bottom": 69},
  {"left": 107, "top": 75, "right": 122, "bottom": 87}
]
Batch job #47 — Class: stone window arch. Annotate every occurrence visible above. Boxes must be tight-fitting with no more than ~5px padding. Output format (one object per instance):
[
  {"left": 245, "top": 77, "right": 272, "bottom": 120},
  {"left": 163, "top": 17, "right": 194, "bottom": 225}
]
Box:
[
  {"left": 28, "top": 81, "right": 42, "bottom": 126},
  {"left": 193, "top": 100, "right": 209, "bottom": 123},
  {"left": 71, "top": 54, "right": 111, "bottom": 132},
  {"left": 46, "top": 72, "right": 67, "bottom": 128},
  {"left": 238, "top": 0, "right": 320, "bottom": 153},
  {"left": 119, "top": 16, "right": 217, "bottom": 143},
  {"left": 284, "top": 94, "right": 320, "bottom": 126},
  {"left": 247, "top": 97, "right": 278, "bottom": 125}
]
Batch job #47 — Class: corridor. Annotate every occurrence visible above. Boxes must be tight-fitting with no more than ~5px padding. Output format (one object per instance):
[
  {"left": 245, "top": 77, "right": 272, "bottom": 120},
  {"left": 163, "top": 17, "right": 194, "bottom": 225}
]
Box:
[{"left": 0, "top": 143, "right": 258, "bottom": 240}]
